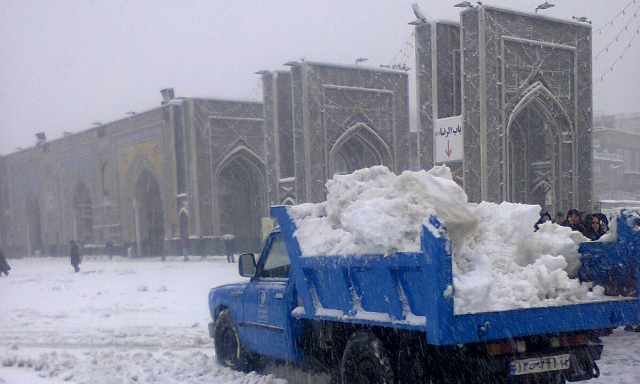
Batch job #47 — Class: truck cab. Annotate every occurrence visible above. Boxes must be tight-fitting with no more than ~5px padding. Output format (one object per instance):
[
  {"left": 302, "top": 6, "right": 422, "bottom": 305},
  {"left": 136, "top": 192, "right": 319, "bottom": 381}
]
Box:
[{"left": 208, "top": 229, "right": 303, "bottom": 369}]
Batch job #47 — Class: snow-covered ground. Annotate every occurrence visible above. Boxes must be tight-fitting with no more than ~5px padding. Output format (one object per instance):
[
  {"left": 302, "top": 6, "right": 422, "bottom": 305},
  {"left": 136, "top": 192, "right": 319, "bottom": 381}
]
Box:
[
  {"left": 0, "top": 256, "right": 301, "bottom": 384},
  {"left": 0, "top": 255, "right": 638, "bottom": 383}
]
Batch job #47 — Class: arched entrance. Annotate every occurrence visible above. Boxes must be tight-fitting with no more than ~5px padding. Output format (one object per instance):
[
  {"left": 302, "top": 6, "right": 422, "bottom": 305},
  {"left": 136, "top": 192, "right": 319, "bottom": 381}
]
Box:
[
  {"left": 72, "top": 182, "right": 93, "bottom": 244},
  {"left": 134, "top": 170, "right": 164, "bottom": 256},
  {"left": 505, "top": 82, "right": 573, "bottom": 214},
  {"left": 26, "top": 193, "right": 43, "bottom": 256},
  {"left": 179, "top": 210, "right": 189, "bottom": 256},
  {"left": 329, "top": 123, "right": 393, "bottom": 175},
  {"left": 214, "top": 148, "right": 265, "bottom": 251}
]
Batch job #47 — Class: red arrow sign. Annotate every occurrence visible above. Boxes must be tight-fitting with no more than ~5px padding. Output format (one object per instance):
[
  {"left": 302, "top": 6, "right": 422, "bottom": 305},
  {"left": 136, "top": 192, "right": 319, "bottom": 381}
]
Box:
[{"left": 445, "top": 140, "right": 452, "bottom": 158}]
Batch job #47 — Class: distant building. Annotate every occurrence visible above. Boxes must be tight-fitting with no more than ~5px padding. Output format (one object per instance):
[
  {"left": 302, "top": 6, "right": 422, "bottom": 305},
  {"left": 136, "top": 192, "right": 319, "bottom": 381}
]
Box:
[
  {"left": 0, "top": 4, "right": 606, "bottom": 257},
  {"left": 0, "top": 62, "right": 410, "bottom": 257},
  {"left": 0, "top": 93, "right": 267, "bottom": 257},
  {"left": 592, "top": 113, "right": 640, "bottom": 204}
]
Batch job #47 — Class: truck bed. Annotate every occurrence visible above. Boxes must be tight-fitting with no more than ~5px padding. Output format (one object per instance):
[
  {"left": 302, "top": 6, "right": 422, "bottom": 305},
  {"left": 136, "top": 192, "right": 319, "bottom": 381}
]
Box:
[{"left": 271, "top": 205, "right": 640, "bottom": 346}]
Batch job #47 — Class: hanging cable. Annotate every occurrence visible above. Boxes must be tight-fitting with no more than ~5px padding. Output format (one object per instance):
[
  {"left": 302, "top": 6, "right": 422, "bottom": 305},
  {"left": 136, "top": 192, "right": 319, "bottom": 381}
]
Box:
[{"left": 594, "top": 2, "right": 640, "bottom": 60}]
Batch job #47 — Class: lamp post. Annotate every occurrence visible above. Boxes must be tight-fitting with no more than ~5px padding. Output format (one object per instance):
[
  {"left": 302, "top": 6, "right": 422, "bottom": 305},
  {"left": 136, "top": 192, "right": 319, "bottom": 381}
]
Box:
[{"left": 535, "top": 2, "right": 554, "bottom": 12}]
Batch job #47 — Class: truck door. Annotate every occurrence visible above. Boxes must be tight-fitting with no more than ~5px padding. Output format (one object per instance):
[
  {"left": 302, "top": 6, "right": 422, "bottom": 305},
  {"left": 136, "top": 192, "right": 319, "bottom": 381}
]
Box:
[{"left": 241, "top": 234, "right": 295, "bottom": 360}]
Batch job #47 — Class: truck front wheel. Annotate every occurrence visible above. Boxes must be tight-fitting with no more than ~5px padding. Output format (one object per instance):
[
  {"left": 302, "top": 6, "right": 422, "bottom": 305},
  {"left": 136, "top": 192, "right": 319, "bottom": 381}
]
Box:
[
  {"left": 213, "top": 309, "right": 252, "bottom": 371},
  {"left": 341, "top": 331, "right": 395, "bottom": 384}
]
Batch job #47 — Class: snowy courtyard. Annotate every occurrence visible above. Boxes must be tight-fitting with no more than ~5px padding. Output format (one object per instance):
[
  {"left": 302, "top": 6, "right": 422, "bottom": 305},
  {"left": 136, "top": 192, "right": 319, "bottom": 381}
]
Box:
[{"left": 0, "top": 255, "right": 638, "bottom": 383}]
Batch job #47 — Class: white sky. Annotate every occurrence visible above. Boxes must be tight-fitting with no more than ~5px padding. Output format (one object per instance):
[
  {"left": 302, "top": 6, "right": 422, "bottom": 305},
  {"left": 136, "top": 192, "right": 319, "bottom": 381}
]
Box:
[{"left": 1, "top": 0, "right": 639, "bottom": 155}]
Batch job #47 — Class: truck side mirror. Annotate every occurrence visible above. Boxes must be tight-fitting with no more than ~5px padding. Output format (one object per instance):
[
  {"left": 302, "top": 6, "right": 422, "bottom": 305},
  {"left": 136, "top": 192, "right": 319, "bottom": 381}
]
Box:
[{"left": 238, "top": 253, "right": 257, "bottom": 277}]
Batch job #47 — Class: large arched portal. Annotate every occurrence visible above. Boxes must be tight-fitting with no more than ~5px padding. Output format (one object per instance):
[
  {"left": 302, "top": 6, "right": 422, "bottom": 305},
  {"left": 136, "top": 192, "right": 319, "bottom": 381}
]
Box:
[
  {"left": 178, "top": 210, "right": 189, "bottom": 255},
  {"left": 505, "top": 83, "right": 573, "bottom": 214},
  {"left": 26, "top": 193, "right": 43, "bottom": 256},
  {"left": 134, "top": 170, "right": 164, "bottom": 256},
  {"left": 330, "top": 123, "right": 393, "bottom": 175},
  {"left": 72, "top": 182, "right": 93, "bottom": 244},
  {"left": 214, "top": 149, "right": 265, "bottom": 252}
]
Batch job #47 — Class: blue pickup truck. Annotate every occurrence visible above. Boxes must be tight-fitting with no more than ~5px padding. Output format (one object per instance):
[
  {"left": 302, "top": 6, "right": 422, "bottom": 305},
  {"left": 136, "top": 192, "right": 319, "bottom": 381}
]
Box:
[{"left": 208, "top": 206, "right": 640, "bottom": 383}]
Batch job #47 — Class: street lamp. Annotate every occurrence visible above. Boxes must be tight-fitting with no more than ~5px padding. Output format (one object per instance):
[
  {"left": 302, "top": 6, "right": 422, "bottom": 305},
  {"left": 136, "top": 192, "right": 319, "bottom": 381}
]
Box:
[
  {"left": 535, "top": 2, "right": 554, "bottom": 12},
  {"left": 454, "top": 2, "right": 472, "bottom": 8},
  {"left": 409, "top": 3, "right": 427, "bottom": 25}
]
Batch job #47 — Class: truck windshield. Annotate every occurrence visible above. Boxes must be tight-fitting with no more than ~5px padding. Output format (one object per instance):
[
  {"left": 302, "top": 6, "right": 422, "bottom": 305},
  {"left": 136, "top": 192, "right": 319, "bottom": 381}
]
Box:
[{"left": 260, "top": 236, "right": 290, "bottom": 278}]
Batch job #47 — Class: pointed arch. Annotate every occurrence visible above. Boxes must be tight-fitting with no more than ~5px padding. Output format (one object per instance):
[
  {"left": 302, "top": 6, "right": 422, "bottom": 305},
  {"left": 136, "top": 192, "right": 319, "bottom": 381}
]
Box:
[
  {"left": 64, "top": 168, "right": 93, "bottom": 245},
  {"left": 504, "top": 81, "right": 574, "bottom": 213},
  {"left": 281, "top": 197, "right": 296, "bottom": 206},
  {"left": 505, "top": 81, "right": 573, "bottom": 138},
  {"left": 329, "top": 123, "right": 393, "bottom": 176},
  {"left": 213, "top": 145, "right": 266, "bottom": 251},
  {"left": 123, "top": 153, "right": 165, "bottom": 256},
  {"left": 178, "top": 209, "right": 189, "bottom": 255},
  {"left": 72, "top": 181, "right": 93, "bottom": 244},
  {"left": 25, "top": 192, "right": 43, "bottom": 256},
  {"left": 134, "top": 169, "right": 164, "bottom": 256}
]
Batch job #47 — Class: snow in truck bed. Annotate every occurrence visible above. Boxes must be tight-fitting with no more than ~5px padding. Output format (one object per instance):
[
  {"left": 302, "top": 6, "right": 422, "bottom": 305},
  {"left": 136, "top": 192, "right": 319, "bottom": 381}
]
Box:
[{"left": 289, "top": 165, "right": 615, "bottom": 314}]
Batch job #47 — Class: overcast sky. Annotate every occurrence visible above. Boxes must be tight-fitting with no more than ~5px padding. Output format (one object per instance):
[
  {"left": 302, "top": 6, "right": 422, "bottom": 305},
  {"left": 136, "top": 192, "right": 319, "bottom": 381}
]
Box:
[{"left": 1, "top": 0, "right": 639, "bottom": 155}]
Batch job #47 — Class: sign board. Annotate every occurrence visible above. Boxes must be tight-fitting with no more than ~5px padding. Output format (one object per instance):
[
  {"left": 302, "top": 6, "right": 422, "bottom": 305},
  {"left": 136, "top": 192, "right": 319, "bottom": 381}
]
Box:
[{"left": 434, "top": 115, "right": 463, "bottom": 163}]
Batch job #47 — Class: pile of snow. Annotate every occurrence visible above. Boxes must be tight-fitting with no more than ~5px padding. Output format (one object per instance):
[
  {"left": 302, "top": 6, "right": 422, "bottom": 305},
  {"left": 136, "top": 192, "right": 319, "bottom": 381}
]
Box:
[{"left": 289, "top": 165, "right": 610, "bottom": 314}]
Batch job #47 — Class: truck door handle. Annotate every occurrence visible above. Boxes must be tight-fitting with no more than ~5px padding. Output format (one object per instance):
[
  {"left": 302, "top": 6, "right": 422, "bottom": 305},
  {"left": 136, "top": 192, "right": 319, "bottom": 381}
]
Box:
[{"left": 274, "top": 293, "right": 284, "bottom": 299}]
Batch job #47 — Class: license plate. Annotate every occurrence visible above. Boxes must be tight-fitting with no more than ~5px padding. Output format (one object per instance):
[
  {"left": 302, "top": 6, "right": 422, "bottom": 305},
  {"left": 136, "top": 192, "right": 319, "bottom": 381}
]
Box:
[{"left": 510, "top": 354, "right": 571, "bottom": 376}]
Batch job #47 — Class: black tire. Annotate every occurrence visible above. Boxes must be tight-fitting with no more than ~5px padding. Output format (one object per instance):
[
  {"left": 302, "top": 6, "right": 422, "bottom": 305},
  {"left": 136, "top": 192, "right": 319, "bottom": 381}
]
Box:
[
  {"left": 395, "top": 343, "right": 426, "bottom": 384},
  {"left": 341, "top": 331, "right": 395, "bottom": 384},
  {"left": 213, "top": 309, "right": 252, "bottom": 371}
]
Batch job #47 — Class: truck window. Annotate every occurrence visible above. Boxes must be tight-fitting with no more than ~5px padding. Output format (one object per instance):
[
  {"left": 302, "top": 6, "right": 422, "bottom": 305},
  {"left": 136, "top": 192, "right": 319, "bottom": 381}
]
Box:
[{"left": 261, "top": 236, "right": 290, "bottom": 278}]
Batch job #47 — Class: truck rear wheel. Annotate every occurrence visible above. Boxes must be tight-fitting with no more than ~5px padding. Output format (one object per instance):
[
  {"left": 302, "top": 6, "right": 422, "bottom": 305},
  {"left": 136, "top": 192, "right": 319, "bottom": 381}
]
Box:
[
  {"left": 213, "top": 309, "right": 252, "bottom": 371},
  {"left": 341, "top": 331, "right": 395, "bottom": 384}
]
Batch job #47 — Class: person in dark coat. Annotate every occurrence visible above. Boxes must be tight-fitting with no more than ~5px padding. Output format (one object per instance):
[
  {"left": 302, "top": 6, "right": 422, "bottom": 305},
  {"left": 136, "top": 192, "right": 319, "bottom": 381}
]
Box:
[
  {"left": 561, "top": 209, "right": 588, "bottom": 236},
  {"left": 222, "top": 234, "right": 236, "bottom": 263},
  {"left": 534, "top": 212, "right": 552, "bottom": 231},
  {"left": 583, "top": 214, "right": 602, "bottom": 241},
  {"left": 593, "top": 212, "right": 610, "bottom": 236},
  {"left": 0, "top": 249, "right": 11, "bottom": 276},
  {"left": 105, "top": 240, "right": 114, "bottom": 260},
  {"left": 554, "top": 212, "right": 565, "bottom": 225},
  {"left": 70, "top": 240, "right": 81, "bottom": 273}
]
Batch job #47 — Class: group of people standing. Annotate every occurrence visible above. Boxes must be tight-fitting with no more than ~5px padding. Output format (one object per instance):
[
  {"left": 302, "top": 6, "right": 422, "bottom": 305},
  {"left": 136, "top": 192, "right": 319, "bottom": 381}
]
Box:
[{"left": 536, "top": 209, "right": 609, "bottom": 241}]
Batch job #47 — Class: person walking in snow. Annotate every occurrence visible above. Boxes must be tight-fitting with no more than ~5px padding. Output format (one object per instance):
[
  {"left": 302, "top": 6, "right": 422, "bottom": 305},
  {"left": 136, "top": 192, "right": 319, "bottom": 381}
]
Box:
[
  {"left": 0, "top": 249, "right": 11, "bottom": 276},
  {"left": 70, "top": 240, "right": 81, "bottom": 273},
  {"left": 105, "top": 240, "right": 114, "bottom": 260},
  {"left": 222, "top": 234, "right": 236, "bottom": 263}
]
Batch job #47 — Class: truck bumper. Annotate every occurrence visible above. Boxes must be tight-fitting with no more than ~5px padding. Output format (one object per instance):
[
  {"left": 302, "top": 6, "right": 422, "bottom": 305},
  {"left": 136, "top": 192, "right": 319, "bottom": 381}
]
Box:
[{"left": 459, "top": 343, "right": 602, "bottom": 382}]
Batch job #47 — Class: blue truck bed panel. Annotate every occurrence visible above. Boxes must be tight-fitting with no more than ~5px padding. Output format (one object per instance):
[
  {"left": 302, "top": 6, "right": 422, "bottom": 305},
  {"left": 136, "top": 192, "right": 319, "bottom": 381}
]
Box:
[{"left": 271, "top": 205, "right": 640, "bottom": 346}]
